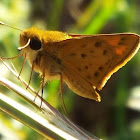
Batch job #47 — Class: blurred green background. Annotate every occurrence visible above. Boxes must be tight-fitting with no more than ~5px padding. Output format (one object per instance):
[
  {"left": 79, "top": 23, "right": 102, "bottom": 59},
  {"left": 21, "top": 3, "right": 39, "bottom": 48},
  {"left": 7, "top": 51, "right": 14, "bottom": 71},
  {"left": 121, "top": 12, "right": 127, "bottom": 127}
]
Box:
[{"left": 0, "top": 0, "right": 140, "bottom": 140}]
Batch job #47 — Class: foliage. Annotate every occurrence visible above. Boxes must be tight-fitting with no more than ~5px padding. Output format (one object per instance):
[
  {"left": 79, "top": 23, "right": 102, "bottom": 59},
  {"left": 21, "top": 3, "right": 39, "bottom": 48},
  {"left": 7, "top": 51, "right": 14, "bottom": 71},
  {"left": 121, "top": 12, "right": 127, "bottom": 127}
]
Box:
[{"left": 0, "top": 0, "right": 140, "bottom": 139}]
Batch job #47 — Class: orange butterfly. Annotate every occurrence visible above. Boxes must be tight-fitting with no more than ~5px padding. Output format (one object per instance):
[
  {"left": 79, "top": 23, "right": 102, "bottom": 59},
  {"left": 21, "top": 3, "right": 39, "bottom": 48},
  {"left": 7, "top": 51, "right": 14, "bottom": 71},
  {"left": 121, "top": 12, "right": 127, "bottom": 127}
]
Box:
[
  {"left": 0, "top": 22, "right": 140, "bottom": 102},
  {"left": 18, "top": 27, "right": 140, "bottom": 102}
]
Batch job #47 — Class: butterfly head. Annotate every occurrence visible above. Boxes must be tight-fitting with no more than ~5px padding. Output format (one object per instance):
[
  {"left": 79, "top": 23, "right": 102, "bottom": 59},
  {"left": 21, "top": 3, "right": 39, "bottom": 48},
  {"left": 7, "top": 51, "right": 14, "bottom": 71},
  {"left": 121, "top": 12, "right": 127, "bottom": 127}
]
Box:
[
  {"left": 19, "top": 27, "right": 43, "bottom": 52},
  {"left": 19, "top": 27, "right": 44, "bottom": 67}
]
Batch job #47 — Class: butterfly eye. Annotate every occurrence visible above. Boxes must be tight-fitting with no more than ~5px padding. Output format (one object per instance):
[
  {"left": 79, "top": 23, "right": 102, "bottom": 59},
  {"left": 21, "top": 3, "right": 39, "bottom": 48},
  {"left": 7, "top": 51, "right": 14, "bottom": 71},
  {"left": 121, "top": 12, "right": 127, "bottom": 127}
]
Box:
[{"left": 30, "top": 37, "right": 42, "bottom": 50}]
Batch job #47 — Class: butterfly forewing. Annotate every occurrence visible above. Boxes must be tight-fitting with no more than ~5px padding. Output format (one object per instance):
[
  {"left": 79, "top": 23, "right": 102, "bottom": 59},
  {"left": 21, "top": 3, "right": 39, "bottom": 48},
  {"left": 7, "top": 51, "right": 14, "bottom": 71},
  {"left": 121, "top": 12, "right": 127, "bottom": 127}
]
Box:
[{"left": 58, "top": 34, "right": 139, "bottom": 91}]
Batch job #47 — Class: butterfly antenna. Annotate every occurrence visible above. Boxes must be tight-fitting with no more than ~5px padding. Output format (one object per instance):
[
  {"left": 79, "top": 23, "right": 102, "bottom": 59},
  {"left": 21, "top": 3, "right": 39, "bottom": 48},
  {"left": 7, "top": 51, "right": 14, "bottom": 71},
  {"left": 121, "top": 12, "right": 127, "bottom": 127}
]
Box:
[{"left": 0, "top": 21, "right": 22, "bottom": 31}]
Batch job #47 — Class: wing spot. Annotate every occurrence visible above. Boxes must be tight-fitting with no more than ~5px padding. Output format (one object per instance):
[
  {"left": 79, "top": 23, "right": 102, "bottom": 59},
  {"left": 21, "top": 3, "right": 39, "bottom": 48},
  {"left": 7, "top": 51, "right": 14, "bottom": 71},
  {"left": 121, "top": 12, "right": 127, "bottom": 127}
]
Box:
[
  {"left": 86, "top": 75, "right": 91, "bottom": 79},
  {"left": 81, "top": 53, "right": 87, "bottom": 58},
  {"left": 103, "top": 50, "right": 107, "bottom": 55},
  {"left": 90, "top": 50, "right": 94, "bottom": 53},
  {"left": 94, "top": 71, "right": 99, "bottom": 77},
  {"left": 105, "top": 59, "right": 110, "bottom": 65},
  {"left": 120, "top": 37, "right": 126, "bottom": 41},
  {"left": 118, "top": 41, "right": 125, "bottom": 45},
  {"left": 70, "top": 53, "right": 76, "bottom": 56},
  {"left": 95, "top": 41, "right": 102, "bottom": 47},
  {"left": 77, "top": 67, "right": 82, "bottom": 72},
  {"left": 85, "top": 65, "right": 88, "bottom": 70},
  {"left": 81, "top": 44, "right": 86, "bottom": 48},
  {"left": 118, "top": 37, "right": 127, "bottom": 45},
  {"left": 98, "top": 66, "right": 103, "bottom": 71}
]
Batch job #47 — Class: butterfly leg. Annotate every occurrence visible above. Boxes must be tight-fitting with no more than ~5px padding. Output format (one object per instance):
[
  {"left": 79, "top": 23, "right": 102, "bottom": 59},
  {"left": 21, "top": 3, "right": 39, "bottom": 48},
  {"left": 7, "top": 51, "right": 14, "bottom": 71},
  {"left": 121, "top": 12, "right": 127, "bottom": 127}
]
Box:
[
  {"left": 49, "top": 72, "right": 63, "bottom": 95},
  {"left": 40, "top": 69, "right": 46, "bottom": 107},
  {"left": 18, "top": 53, "right": 26, "bottom": 78},
  {"left": 0, "top": 53, "right": 23, "bottom": 60},
  {"left": 33, "top": 80, "right": 44, "bottom": 103},
  {"left": 48, "top": 72, "right": 69, "bottom": 116},
  {"left": 26, "top": 59, "right": 34, "bottom": 89},
  {"left": 34, "top": 67, "right": 46, "bottom": 107},
  {"left": 0, "top": 53, "right": 25, "bottom": 78}
]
